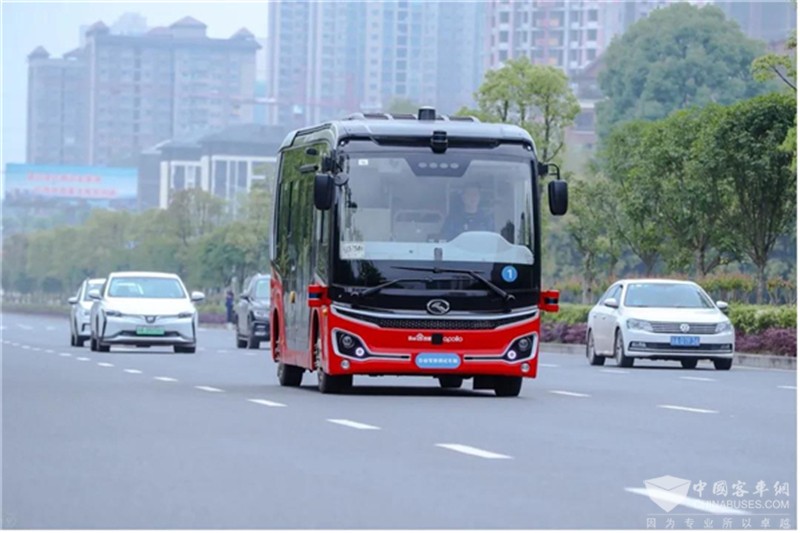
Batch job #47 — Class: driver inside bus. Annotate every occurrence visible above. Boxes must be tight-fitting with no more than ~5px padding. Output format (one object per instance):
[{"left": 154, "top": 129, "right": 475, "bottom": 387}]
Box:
[{"left": 440, "top": 183, "right": 494, "bottom": 240}]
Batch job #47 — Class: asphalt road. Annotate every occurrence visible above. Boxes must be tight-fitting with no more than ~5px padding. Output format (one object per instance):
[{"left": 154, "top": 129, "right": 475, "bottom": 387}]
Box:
[{"left": 2, "top": 312, "right": 796, "bottom": 529}]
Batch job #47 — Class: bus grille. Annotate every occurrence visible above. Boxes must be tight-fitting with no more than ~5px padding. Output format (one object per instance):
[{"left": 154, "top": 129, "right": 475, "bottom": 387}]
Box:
[{"left": 337, "top": 310, "right": 535, "bottom": 330}]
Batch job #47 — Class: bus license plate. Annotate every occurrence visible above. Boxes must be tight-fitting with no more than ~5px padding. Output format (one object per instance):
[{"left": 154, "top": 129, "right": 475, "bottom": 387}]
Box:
[
  {"left": 416, "top": 353, "right": 461, "bottom": 369},
  {"left": 670, "top": 336, "right": 700, "bottom": 347}
]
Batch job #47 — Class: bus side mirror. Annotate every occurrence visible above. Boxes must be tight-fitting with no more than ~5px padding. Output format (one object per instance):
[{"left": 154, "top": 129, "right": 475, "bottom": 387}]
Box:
[
  {"left": 314, "top": 173, "right": 334, "bottom": 210},
  {"left": 548, "top": 180, "right": 568, "bottom": 216}
]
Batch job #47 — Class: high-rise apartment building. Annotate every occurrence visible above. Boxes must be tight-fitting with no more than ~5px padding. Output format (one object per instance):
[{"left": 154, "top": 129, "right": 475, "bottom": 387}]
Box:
[
  {"left": 715, "top": 1, "right": 796, "bottom": 43},
  {"left": 266, "top": 0, "right": 484, "bottom": 128},
  {"left": 27, "top": 16, "right": 259, "bottom": 167}
]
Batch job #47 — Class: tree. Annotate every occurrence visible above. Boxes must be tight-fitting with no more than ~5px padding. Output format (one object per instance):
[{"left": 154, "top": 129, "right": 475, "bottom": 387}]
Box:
[
  {"left": 457, "top": 57, "right": 580, "bottom": 162},
  {"left": 752, "top": 22, "right": 797, "bottom": 173},
  {"left": 700, "top": 93, "right": 796, "bottom": 303},
  {"left": 642, "top": 105, "right": 739, "bottom": 276},
  {"left": 565, "top": 175, "right": 619, "bottom": 303},
  {"left": 599, "top": 121, "right": 665, "bottom": 275},
  {"left": 596, "top": 3, "right": 767, "bottom": 139}
]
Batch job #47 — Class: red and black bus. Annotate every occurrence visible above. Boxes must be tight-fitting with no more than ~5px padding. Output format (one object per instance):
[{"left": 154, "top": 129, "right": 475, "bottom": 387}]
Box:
[{"left": 270, "top": 108, "right": 567, "bottom": 396}]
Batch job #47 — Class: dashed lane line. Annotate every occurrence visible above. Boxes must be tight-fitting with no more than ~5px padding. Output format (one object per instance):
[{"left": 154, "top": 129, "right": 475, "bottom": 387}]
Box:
[
  {"left": 435, "top": 443, "right": 512, "bottom": 460},
  {"left": 600, "top": 369, "right": 630, "bottom": 374},
  {"left": 549, "top": 390, "right": 591, "bottom": 398},
  {"left": 195, "top": 385, "right": 224, "bottom": 393},
  {"left": 124, "top": 369, "right": 143, "bottom": 374},
  {"left": 680, "top": 376, "right": 716, "bottom": 382},
  {"left": 327, "top": 419, "right": 380, "bottom": 430},
  {"left": 778, "top": 385, "right": 796, "bottom": 390},
  {"left": 76, "top": 357, "right": 91, "bottom": 362},
  {"left": 97, "top": 362, "right": 114, "bottom": 368},
  {"left": 625, "top": 487, "right": 748, "bottom": 515},
  {"left": 248, "top": 399, "right": 287, "bottom": 408},
  {"left": 658, "top": 404, "right": 718, "bottom": 414},
  {"left": 154, "top": 376, "right": 178, "bottom": 382}
]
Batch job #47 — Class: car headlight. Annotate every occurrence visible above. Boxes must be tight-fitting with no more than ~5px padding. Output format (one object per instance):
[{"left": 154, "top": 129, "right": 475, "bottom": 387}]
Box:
[
  {"left": 626, "top": 318, "right": 653, "bottom": 332},
  {"left": 252, "top": 310, "right": 269, "bottom": 319},
  {"left": 715, "top": 321, "right": 733, "bottom": 333},
  {"left": 106, "top": 310, "right": 123, "bottom": 317},
  {"left": 178, "top": 312, "right": 194, "bottom": 319}
]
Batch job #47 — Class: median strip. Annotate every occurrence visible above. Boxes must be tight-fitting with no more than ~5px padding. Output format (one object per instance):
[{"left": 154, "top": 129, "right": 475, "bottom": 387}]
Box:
[{"left": 435, "top": 443, "right": 512, "bottom": 459}]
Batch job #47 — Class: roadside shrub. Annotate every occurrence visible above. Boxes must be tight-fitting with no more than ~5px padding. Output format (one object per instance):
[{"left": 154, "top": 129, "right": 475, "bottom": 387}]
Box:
[{"left": 728, "top": 305, "right": 796, "bottom": 334}]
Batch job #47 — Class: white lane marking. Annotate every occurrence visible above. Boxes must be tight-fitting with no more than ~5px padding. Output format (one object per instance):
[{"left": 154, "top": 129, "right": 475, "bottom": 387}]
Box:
[
  {"left": 16, "top": 324, "right": 33, "bottom": 330},
  {"left": 247, "top": 352, "right": 259, "bottom": 356},
  {"left": 31, "top": 347, "right": 42, "bottom": 352},
  {"left": 550, "top": 390, "right": 591, "bottom": 398},
  {"left": 680, "top": 376, "right": 716, "bottom": 382},
  {"left": 59, "top": 352, "right": 72, "bottom": 357},
  {"left": 154, "top": 376, "right": 178, "bottom": 382},
  {"left": 436, "top": 443, "right": 512, "bottom": 459},
  {"left": 76, "top": 357, "right": 91, "bottom": 362},
  {"left": 195, "top": 385, "right": 224, "bottom": 393},
  {"left": 0, "top": 326, "right": 6, "bottom": 330},
  {"left": 778, "top": 385, "right": 797, "bottom": 390},
  {"left": 20, "top": 345, "right": 30, "bottom": 349},
  {"left": 539, "top": 363, "right": 560, "bottom": 368},
  {"left": 625, "top": 487, "right": 749, "bottom": 516},
  {"left": 123, "top": 369, "right": 143, "bottom": 374},
  {"left": 97, "top": 362, "right": 114, "bottom": 368},
  {"left": 248, "top": 399, "right": 287, "bottom": 408},
  {"left": 327, "top": 418, "right": 380, "bottom": 430},
  {"left": 659, "top": 404, "right": 718, "bottom": 414},
  {"left": 601, "top": 369, "right": 630, "bottom": 374},
  {"left": 44, "top": 349, "right": 55, "bottom": 354}
]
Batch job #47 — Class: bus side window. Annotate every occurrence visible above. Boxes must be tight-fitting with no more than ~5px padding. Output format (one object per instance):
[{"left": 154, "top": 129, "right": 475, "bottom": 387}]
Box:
[
  {"left": 275, "top": 179, "right": 294, "bottom": 273},
  {"left": 315, "top": 208, "right": 330, "bottom": 280}
]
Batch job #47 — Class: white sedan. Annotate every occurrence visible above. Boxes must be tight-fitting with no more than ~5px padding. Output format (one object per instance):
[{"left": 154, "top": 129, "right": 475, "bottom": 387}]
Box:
[
  {"left": 585, "top": 279, "right": 735, "bottom": 370},
  {"left": 88, "top": 271, "right": 204, "bottom": 353}
]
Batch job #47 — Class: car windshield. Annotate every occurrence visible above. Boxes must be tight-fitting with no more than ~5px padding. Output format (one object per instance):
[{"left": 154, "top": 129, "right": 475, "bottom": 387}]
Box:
[
  {"left": 107, "top": 277, "right": 186, "bottom": 299},
  {"left": 82, "top": 282, "right": 104, "bottom": 301},
  {"left": 337, "top": 151, "right": 535, "bottom": 265},
  {"left": 624, "top": 283, "right": 714, "bottom": 309},
  {"left": 254, "top": 279, "right": 270, "bottom": 300}
]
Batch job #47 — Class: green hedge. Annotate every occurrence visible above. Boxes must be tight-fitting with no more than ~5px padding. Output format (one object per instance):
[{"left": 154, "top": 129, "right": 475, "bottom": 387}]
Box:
[{"left": 545, "top": 303, "right": 796, "bottom": 334}]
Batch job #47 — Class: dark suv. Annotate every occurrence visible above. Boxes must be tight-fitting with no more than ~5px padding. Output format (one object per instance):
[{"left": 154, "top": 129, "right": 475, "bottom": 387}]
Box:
[{"left": 235, "top": 274, "right": 271, "bottom": 349}]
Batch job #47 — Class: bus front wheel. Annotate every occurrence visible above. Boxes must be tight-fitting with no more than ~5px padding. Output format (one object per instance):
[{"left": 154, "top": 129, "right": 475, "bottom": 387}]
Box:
[
  {"left": 277, "top": 361, "right": 303, "bottom": 387},
  {"left": 494, "top": 376, "right": 522, "bottom": 397}
]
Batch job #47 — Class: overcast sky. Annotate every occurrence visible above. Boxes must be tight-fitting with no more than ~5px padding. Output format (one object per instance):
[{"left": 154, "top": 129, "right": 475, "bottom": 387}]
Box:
[{"left": 1, "top": 1, "right": 270, "bottom": 172}]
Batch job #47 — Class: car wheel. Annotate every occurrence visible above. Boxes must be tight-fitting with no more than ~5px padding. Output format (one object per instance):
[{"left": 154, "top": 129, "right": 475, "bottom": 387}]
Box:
[
  {"left": 713, "top": 358, "right": 733, "bottom": 371},
  {"left": 586, "top": 331, "right": 605, "bottom": 366},
  {"left": 247, "top": 334, "right": 260, "bottom": 349},
  {"left": 493, "top": 376, "right": 523, "bottom": 397},
  {"left": 98, "top": 340, "right": 110, "bottom": 353},
  {"left": 235, "top": 325, "right": 247, "bottom": 349},
  {"left": 90, "top": 334, "right": 98, "bottom": 352},
  {"left": 614, "top": 330, "right": 634, "bottom": 368},
  {"left": 70, "top": 330, "right": 77, "bottom": 347},
  {"left": 438, "top": 376, "right": 463, "bottom": 389},
  {"left": 174, "top": 345, "right": 196, "bottom": 354},
  {"left": 681, "top": 358, "right": 698, "bottom": 369}
]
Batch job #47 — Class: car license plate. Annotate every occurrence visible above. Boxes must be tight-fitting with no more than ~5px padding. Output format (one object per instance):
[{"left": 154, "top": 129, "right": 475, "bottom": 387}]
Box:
[
  {"left": 415, "top": 353, "right": 461, "bottom": 369},
  {"left": 670, "top": 336, "right": 700, "bottom": 347},
  {"left": 136, "top": 327, "right": 165, "bottom": 336}
]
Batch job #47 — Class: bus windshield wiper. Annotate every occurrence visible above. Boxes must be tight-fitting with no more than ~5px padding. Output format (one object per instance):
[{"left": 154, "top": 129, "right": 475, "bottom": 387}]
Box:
[
  {"left": 353, "top": 277, "right": 434, "bottom": 298},
  {"left": 394, "top": 266, "right": 514, "bottom": 303}
]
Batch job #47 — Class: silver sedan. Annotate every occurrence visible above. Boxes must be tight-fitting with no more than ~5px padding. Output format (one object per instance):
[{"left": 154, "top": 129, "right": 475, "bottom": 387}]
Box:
[
  {"left": 69, "top": 277, "right": 105, "bottom": 347},
  {"left": 88, "top": 271, "right": 204, "bottom": 353}
]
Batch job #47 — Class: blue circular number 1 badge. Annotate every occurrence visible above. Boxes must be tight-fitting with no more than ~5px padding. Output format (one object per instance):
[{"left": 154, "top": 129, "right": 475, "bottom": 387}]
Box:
[{"left": 501, "top": 265, "right": 518, "bottom": 283}]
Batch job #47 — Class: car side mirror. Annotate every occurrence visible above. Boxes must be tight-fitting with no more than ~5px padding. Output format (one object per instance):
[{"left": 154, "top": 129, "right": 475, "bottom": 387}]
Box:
[
  {"left": 68, "top": 296, "right": 78, "bottom": 305},
  {"left": 548, "top": 180, "right": 568, "bottom": 216},
  {"left": 716, "top": 300, "right": 729, "bottom": 314},
  {"left": 88, "top": 289, "right": 101, "bottom": 300},
  {"left": 191, "top": 291, "right": 205, "bottom": 302},
  {"left": 603, "top": 298, "right": 619, "bottom": 309}
]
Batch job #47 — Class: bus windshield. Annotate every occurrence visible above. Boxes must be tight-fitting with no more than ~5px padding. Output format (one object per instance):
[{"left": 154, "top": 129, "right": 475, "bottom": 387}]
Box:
[{"left": 337, "top": 151, "right": 535, "bottom": 265}]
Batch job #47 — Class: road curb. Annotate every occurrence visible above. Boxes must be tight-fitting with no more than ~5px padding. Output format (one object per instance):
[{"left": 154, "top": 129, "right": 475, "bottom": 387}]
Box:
[{"left": 541, "top": 342, "right": 796, "bottom": 370}]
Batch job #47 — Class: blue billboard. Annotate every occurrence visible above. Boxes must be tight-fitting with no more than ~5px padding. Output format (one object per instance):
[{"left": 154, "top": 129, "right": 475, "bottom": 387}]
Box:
[{"left": 3, "top": 163, "right": 137, "bottom": 208}]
